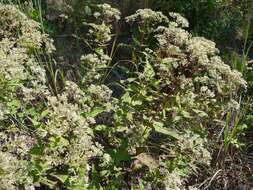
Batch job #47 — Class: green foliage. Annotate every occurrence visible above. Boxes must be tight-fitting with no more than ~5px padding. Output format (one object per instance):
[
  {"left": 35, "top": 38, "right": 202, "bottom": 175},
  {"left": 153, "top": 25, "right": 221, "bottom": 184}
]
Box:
[
  {"left": 108, "top": 9, "right": 246, "bottom": 189},
  {"left": 0, "top": 1, "right": 252, "bottom": 190},
  {"left": 148, "top": 0, "right": 247, "bottom": 43}
]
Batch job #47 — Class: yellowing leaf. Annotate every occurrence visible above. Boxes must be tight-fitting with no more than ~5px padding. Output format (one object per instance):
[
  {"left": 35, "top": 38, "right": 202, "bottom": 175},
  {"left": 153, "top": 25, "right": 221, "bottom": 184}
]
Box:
[{"left": 135, "top": 153, "right": 158, "bottom": 170}]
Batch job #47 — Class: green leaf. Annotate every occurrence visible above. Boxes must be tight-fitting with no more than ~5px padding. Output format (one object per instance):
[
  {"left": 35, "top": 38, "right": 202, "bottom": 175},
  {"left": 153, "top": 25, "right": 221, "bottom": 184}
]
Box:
[
  {"left": 7, "top": 99, "right": 21, "bottom": 114},
  {"left": 131, "top": 100, "right": 142, "bottom": 106},
  {"left": 40, "top": 177, "right": 57, "bottom": 189},
  {"left": 30, "top": 145, "right": 44, "bottom": 156},
  {"left": 41, "top": 110, "right": 49, "bottom": 118},
  {"left": 126, "top": 112, "right": 133, "bottom": 121},
  {"left": 7, "top": 99, "right": 20, "bottom": 107},
  {"left": 144, "top": 61, "right": 155, "bottom": 79},
  {"left": 121, "top": 92, "right": 132, "bottom": 104},
  {"left": 88, "top": 107, "right": 106, "bottom": 117},
  {"left": 52, "top": 174, "right": 69, "bottom": 183},
  {"left": 30, "top": 117, "right": 40, "bottom": 126},
  {"left": 58, "top": 137, "right": 69, "bottom": 146},
  {"left": 132, "top": 36, "right": 145, "bottom": 47},
  {"left": 100, "top": 170, "right": 109, "bottom": 177},
  {"left": 153, "top": 121, "right": 179, "bottom": 139},
  {"left": 247, "top": 72, "right": 253, "bottom": 81},
  {"left": 94, "top": 125, "right": 108, "bottom": 132},
  {"left": 181, "top": 110, "right": 192, "bottom": 118},
  {"left": 72, "top": 168, "right": 87, "bottom": 190},
  {"left": 85, "top": 6, "right": 92, "bottom": 16},
  {"left": 126, "top": 78, "right": 136, "bottom": 82},
  {"left": 108, "top": 140, "right": 131, "bottom": 163},
  {"left": 192, "top": 109, "right": 208, "bottom": 117}
]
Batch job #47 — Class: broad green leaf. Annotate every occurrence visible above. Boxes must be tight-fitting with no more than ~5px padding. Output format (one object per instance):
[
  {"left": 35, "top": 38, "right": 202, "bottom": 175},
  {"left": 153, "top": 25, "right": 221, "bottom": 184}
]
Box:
[
  {"left": 88, "top": 107, "right": 106, "bottom": 117},
  {"left": 85, "top": 6, "right": 92, "bottom": 16},
  {"left": 59, "top": 137, "right": 69, "bottom": 146},
  {"left": 192, "top": 109, "right": 208, "bottom": 117},
  {"left": 41, "top": 110, "right": 50, "bottom": 118},
  {"left": 144, "top": 62, "right": 155, "bottom": 79},
  {"left": 131, "top": 100, "right": 142, "bottom": 106},
  {"left": 181, "top": 110, "right": 192, "bottom": 118},
  {"left": 94, "top": 125, "right": 108, "bottom": 132},
  {"left": 153, "top": 121, "right": 179, "bottom": 139},
  {"left": 52, "top": 174, "right": 69, "bottom": 183},
  {"left": 126, "top": 112, "right": 133, "bottom": 121},
  {"left": 30, "top": 145, "right": 44, "bottom": 156},
  {"left": 107, "top": 140, "right": 131, "bottom": 163},
  {"left": 121, "top": 92, "right": 131, "bottom": 103},
  {"left": 127, "top": 78, "right": 136, "bottom": 82},
  {"left": 30, "top": 117, "right": 40, "bottom": 126}
]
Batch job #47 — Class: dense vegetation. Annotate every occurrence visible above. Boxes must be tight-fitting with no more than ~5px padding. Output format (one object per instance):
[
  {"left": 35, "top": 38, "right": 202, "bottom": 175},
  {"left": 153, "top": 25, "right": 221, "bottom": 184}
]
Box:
[{"left": 0, "top": 0, "right": 253, "bottom": 189}]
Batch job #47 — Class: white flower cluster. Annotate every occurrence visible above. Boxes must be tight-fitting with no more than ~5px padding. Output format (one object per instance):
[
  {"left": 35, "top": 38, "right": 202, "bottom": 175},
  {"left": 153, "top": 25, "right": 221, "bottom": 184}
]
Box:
[
  {"left": 81, "top": 53, "right": 103, "bottom": 66},
  {"left": 88, "top": 84, "right": 113, "bottom": 102},
  {"left": 21, "top": 83, "right": 50, "bottom": 102},
  {"left": 226, "top": 99, "right": 240, "bottom": 110},
  {"left": 156, "top": 26, "right": 190, "bottom": 47},
  {"left": 169, "top": 12, "right": 189, "bottom": 28},
  {"left": 0, "top": 38, "right": 49, "bottom": 104},
  {"left": 65, "top": 81, "right": 84, "bottom": 102},
  {"left": 96, "top": 3, "right": 121, "bottom": 22},
  {"left": 126, "top": 9, "right": 169, "bottom": 26},
  {"left": 88, "top": 22, "right": 112, "bottom": 43},
  {"left": 47, "top": 96, "right": 87, "bottom": 136},
  {"left": 208, "top": 56, "right": 247, "bottom": 89},
  {"left": 31, "top": 84, "right": 103, "bottom": 186},
  {"left": 0, "top": 152, "right": 34, "bottom": 190},
  {"left": 123, "top": 9, "right": 247, "bottom": 189},
  {"left": 164, "top": 171, "right": 184, "bottom": 190},
  {"left": 81, "top": 53, "right": 110, "bottom": 85},
  {"left": 0, "top": 39, "right": 27, "bottom": 81},
  {"left": 0, "top": 4, "right": 55, "bottom": 52},
  {"left": 164, "top": 171, "right": 199, "bottom": 190},
  {"left": 28, "top": 59, "right": 47, "bottom": 84},
  {"left": 0, "top": 4, "right": 105, "bottom": 188},
  {"left": 0, "top": 4, "right": 55, "bottom": 108},
  {"left": 150, "top": 9, "right": 247, "bottom": 119},
  {"left": 85, "top": 4, "right": 120, "bottom": 47},
  {"left": 179, "top": 131, "right": 211, "bottom": 166},
  {"left": 187, "top": 37, "right": 218, "bottom": 58},
  {"left": 162, "top": 131, "right": 210, "bottom": 190},
  {"left": 200, "top": 86, "right": 215, "bottom": 98}
]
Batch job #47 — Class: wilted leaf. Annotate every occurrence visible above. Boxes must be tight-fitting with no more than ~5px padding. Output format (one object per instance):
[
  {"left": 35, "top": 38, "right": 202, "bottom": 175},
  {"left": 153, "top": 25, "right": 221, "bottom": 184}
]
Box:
[{"left": 135, "top": 153, "right": 158, "bottom": 170}]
